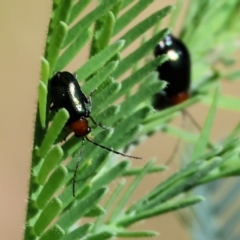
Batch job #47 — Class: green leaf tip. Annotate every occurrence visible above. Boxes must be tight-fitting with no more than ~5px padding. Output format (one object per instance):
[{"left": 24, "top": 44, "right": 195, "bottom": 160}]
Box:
[
  {"left": 40, "top": 57, "right": 49, "bottom": 85},
  {"left": 47, "top": 21, "right": 68, "bottom": 74},
  {"left": 61, "top": 223, "right": 93, "bottom": 240},
  {"left": 36, "top": 165, "right": 68, "bottom": 209},
  {"left": 37, "top": 145, "right": 64, "bottom": 185},
  {"left": 34, "top": 197, "right": 63, "bottom": 236},
  {"left": 38, "top": 108, "right": 69, "bottom": 158},
  {"left": 116, "top": 230, "right": 159, "bottom": 237},
  {"left": 38, "top": 81, "right": 48, "bottom": 128},
  {"left": 85, "top": 204, "right": 106, "bottom": 217},
  {"left": 86, "top": 231, "right": 115, "bottom": 240},
  {"left": 91, "top": 11, "right": 116, "bottom": 55},
  {"left": 39, "top": 225, "right": 65, "bottom": 240},
  {"left": 118, "top": 195, "right": 204, "bottom": 227}
]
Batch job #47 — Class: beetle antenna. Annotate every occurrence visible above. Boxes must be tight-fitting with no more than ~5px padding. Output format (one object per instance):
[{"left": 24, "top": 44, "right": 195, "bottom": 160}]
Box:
[
  {"left": 182, "top": 109, "right": 201, "bottom": 131},
  {"left": 89, "top": 115, "right": 109, "bottom": 130},
  {"left": 85, "top": 136, "right": 142, "bottom": 160},
  {"left": 73, "top": 138, "right": 85, "bottom": 197}
]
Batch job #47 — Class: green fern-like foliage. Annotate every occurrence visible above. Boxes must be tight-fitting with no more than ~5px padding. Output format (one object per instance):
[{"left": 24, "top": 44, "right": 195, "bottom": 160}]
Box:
[{"left": 24, "top": 0, "right": 240, "bottom": 239}]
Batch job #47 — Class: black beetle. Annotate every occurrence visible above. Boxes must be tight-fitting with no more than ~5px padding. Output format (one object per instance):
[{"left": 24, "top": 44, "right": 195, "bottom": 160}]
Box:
[
  {"left": 49, "top": 71, "right": 141, "bottom": 196},
  {"left": 153, "top": 34, "right": 191, "bottom": 109}
]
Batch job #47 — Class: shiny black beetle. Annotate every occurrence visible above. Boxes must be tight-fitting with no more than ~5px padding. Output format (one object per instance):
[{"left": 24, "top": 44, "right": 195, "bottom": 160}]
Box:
[
  {"left": 153, "top": 34, "right": 191, "bottom": 109},
  {"left": 49, "top": 71, "right": 141, "bottom": 197}
]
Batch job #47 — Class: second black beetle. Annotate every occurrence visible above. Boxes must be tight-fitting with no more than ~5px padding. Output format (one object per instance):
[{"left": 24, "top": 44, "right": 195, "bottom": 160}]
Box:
[
  {"left": 50, "top": 71, "right": 141, "bottom": 197},
  {"left": 153, "top": 34, "right": 191, "bottom": 109},
  {"left": 153, "top": 34, "right": 192, "bottom": 165}
]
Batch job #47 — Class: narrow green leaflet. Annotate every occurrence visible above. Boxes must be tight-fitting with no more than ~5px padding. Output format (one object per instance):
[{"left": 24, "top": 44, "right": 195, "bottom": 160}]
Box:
[
  {"left": 224, "top": 122, "right": 240, "bottom": 146},
  {"left": 111, "top": 0, "right": 123, "bottom": 18},
  {"left": 85, "top": 205, "right": 105, "bottom": 217},
  {"left": 86, "top": 231, "right": 115, "bottom": 240},
  {"left": 68, "top": 0, "right": 91, "bottom": 24},
  {"left": 93, "top": 180, "right": 125, "bottom": 232},
  {"left": 110, "top": 125, "right": 141, "bottom": 150},
  {"left": 38, "top": 109, "right": 69, "bottom": 158},
  {"left": 168, "top": 0, "right": 182, "bottom": 29},
  {"left": 91, "top": 82, "right": 121, "bottom": 114},
  {"left": 47, "top": 22, "right": 68, "bottom": 74},
  {"left": 110, "top": 160, "right": 155, "bottom": 223},
  {"left": 82, "top": 60, "right": 119, "bottom": 95},
  {"left": 127, "top": 160, "right": 203, "bottom": 213},
  {"left": 113, "top": 0, "right": 154, "bottom": 35},
  {"left": 75, "top": 40, "right": 125, "bottom": 81},
  {"left": 113, "top": 28, "right": 169, "bottom": 79},
  {"left": 39, "top": 225, "right": 65, "bottom": 240},
  {"left": 192, "top": 88, "right": 219, "bottom": 160},
  {"left": 123, "top": 164, "right": 166, "bottom": 176},
  {"left": 106, "top": 108, "right": 151, "bottom": 148},
  {"left": 34, "top": 197, "right": 62, "bottom": 236},
  {"left": 63, "top": 0, "right": 119, "bottom": 48},
  {"left": 137, "top": 158, "right": 221, "bottom": 213},
  {"left": 202, "top": 93, "right": 240, "bottom": 111},
  {"left": 45, "top": 0, "right": 73, "bottom": 55},
  {"left": 61, "top": 223, "right": 93, "bottom": 240},
  {"left": 119, "top": 6, "right": 174, "bottom": 49},
  {"left": 37, "top": 145, "right": 63, "bottom": 185},
  {"left": 201, "top": 154, "right": 240, "bottom": 183},
  {"left": 40, "top": 57, "right": 49, "bottom": 85},
  {"left": 51, "top": 0, "right": 74, "bottom": 30},
  {"left": 107, "top": 55, "right": 167, "bottom": 104},
  {"left": 117, "top": 81, "right": 164, "bottom": 119},
  {"left": 116, "top": 230, "right": 159, "bottom": 237},
  {"left": 118, "top": 196, "right": 204, "bottom": 227},
  {"left": 91, "top": 11, "right": 116, "bottom": 56},
  {"left": 36, "top": 165, "right": 68, "bottom": 209},
  {"left": 38, "top": 81, "right": 48, "bottom": 128},
  {"left": 90, "top": 161, "right": 129, "bottom": 194},
  {"left": 163, "top": 124, "right": 199, "bottom": 143},
  {"left": 57, "top": 188, "right": 107, "bottom": 230},
  {"left": 121, "top": 0, "right": 134, "bottom": 10},
  {"left": 56, "top": 28, "right": 92, "bottom": 70},
  {"left": 92, "top": 105, "right": 119, "bottom": 132}
]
